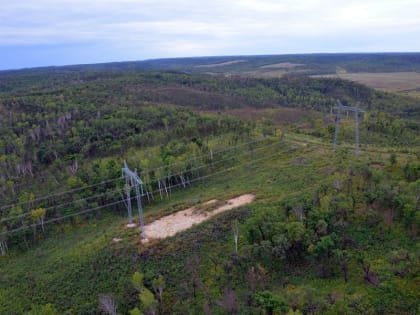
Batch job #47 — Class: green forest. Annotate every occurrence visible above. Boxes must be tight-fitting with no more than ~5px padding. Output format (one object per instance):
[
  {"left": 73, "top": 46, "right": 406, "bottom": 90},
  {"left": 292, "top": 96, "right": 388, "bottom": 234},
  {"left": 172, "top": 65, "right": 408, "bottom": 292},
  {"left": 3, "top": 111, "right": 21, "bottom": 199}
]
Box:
[{"left": 0, "top": 57, "right": 419, "bottom": 314}]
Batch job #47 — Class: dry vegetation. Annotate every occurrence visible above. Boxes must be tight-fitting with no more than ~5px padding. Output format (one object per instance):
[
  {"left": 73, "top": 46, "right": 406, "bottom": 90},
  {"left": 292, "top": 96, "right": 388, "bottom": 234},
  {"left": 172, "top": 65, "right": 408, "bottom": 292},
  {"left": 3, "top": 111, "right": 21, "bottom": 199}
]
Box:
[
  {"left": 260, "top": 62, "right": 304, "bottom": 69},
  {"left": 312, "top": 71, "right": 420, "bottom": 94},
  {"left": 195, "top": 60, "right": 247, "bottom": 68}
]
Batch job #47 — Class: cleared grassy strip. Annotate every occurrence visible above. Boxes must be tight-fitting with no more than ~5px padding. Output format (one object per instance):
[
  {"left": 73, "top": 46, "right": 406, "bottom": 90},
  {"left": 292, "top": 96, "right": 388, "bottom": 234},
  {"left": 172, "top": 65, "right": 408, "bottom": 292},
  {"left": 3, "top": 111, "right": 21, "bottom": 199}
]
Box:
[{"left": 0, "top": 141, "right": 331, "bottom": 313}]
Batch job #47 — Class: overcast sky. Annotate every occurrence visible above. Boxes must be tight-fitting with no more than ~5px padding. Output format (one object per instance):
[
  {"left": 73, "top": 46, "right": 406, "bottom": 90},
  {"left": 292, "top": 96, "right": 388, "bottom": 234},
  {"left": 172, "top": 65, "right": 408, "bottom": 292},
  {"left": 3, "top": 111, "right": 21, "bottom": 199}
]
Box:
[{"left": 1, "top": 0, "right": 419, "bottom": 70}]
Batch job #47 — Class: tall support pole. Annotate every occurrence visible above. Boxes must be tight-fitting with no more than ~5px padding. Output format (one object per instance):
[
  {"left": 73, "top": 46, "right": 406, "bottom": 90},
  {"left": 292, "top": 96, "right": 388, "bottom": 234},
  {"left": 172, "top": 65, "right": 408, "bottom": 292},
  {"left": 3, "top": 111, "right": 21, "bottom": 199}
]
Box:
[
  {"left": 125, "top": 173, "right": 133, "bottom": 225},
  {"left": 355, "top": 102, "right": 360, "bottom": 155},
  {"left": 333, "top": 100, "right": 365, "bottom": 154},
  {"left": 122, "top": 161, "right": 146, "bottom": 238},
  {"left": 134, "top": 169, "right": 145, "bottom": 238},
  {"left": 333, "top": 100, "right": 342, "bottom": 152}
]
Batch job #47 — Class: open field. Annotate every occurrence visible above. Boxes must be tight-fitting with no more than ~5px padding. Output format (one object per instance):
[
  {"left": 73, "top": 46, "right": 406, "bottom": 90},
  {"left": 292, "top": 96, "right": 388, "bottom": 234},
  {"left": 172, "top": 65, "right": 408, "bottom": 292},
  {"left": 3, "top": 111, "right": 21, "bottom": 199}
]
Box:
[
  {"left": 400, "top": 89, "right": 420, "bottom": 98},
  {"left": 244, "top": 69, "right": 288, "bottom": 77},
  {"left": 312, "top": 71, "right": 420, "bottom": 94},
  {"left": 195, "top": 60, "right": 247, "bottom": 68},
  {"left": 242, "top": 67, "right": 310, "bottom": 78},
  {"left": 260, "top": 62, "right": 304, "bottom": 69}
]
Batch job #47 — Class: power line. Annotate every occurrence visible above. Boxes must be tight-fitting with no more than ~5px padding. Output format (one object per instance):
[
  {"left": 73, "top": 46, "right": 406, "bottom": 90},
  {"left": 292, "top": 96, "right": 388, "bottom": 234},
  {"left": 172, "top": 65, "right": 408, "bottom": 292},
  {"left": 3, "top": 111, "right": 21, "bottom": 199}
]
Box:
[
  {"left": 1, "top": 142, "right": 291, "bottom": 236},
  {"left": 135, "top": 136, "right": 269, "bottom": 177},
  {"left": 285, "top": 135, "right": 416, "bottom": 155},
  {"left": 0, "top": 176, "right": 124, "bottom": 212},
  {"left": 0, "top": 138, "right": 279, "bottom": 223},
  {"left": 3, "top": 144, "right": 330, "bottom": 237},
  {"left": 138, "top": 137, "right": 280, "bottom": 188},
  {"left": 4, "top": 199, "right": 127, "bottom": 235},
  {"left": 0, "top": 136, "right": 270, "bottom": 211},
  {"left": 0, "top": 187, "right": 126, "bottom": 223},
  {"left": 3, "top": 134, "right": 405, "bottom": 235},
  {"left": 3, "top": 134, "right": 356, "bottom": 224},
  {"left": 0, "top": 137, "right": 276, "bottom": 217},
  {"left": 1, "top": 132, "right": 415, "bottom": 212}
]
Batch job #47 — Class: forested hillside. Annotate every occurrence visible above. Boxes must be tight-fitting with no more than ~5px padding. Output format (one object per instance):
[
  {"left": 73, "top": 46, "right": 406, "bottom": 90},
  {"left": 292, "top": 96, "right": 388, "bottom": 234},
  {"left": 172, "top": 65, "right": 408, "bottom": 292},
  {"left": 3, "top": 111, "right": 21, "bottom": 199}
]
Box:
[
  {"left": 0, "top": 63, "right": 419, "bottom": 314},
  {"left": 1, "top": 70, "right": 418, "bottom": 198}
]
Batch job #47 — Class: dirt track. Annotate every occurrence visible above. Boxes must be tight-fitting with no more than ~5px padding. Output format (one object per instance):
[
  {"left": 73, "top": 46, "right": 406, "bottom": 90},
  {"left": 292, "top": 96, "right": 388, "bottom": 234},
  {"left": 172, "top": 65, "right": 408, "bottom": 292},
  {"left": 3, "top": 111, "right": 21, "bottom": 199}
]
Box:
[{"left": 142, "top": 194, "right": 255, "bottom": 241}]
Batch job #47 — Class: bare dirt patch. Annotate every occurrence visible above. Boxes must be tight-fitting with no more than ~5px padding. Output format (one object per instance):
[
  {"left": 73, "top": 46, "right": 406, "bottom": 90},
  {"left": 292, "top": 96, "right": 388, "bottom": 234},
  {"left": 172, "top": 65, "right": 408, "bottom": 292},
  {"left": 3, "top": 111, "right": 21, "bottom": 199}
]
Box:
[{"left": 142, "top": 194, "right": 255, "bottom": 241}]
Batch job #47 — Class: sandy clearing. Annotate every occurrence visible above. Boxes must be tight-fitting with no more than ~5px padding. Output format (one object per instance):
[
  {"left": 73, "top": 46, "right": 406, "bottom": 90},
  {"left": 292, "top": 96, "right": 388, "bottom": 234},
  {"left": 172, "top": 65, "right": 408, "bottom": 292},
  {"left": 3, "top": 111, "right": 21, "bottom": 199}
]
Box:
[{"left": 142, "top": 194, "right": 255, "bottom": 241}]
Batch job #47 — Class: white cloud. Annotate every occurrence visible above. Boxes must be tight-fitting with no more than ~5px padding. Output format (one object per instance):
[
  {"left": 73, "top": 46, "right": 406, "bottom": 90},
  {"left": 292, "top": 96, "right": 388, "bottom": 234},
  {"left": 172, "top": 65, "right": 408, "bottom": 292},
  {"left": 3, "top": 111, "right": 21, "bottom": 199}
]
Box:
[{"left": 0, "top": 0, "right": 419, "bottom": 67}]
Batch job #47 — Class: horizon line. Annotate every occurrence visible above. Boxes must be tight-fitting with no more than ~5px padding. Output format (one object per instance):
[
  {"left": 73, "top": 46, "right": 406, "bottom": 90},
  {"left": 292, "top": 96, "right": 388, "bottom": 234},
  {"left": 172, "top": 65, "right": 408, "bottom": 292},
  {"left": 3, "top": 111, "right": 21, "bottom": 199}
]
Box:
[{"left": 1, "top": 51, "right": 420, "bottom": 73}]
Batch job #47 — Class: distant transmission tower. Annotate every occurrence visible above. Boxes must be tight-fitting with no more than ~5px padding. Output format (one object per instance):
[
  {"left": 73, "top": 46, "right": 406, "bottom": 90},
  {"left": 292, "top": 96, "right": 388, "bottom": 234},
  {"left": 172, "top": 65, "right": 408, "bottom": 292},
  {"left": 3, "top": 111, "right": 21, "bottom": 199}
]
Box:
[
  {"left": 333, "top": 99, "right": 366, "bottom": 154},
  {"left": 122, "top": 161, "right": 145, "bottom": 238}
]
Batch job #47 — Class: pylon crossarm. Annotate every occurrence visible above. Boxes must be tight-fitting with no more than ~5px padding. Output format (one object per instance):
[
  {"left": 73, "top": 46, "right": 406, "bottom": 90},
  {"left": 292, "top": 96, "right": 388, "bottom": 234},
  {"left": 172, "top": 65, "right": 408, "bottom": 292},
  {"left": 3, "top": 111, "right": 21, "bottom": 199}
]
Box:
[{"left": 122, "top": 161, "right": 143, "bottom": 185}]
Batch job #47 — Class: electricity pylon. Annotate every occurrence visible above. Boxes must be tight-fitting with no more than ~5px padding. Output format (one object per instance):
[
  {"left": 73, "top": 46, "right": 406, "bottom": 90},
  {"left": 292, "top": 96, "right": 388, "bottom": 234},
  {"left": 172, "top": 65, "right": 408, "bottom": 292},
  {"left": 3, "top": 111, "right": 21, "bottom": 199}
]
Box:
[
  {"left": 333, "top": 99, "right": 366, "bottom": 155},
  {"left": 122, "top": 161, "right": 145, "bottom": 238}
]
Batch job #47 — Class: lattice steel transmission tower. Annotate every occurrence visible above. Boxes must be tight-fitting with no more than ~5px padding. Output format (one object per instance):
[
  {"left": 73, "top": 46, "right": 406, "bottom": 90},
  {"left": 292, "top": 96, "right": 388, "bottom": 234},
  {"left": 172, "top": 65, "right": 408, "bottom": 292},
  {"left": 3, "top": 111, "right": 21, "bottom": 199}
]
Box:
[
  {"left": 333, "top": 99, "right": 366, "bottom": 154},
  {"left": 122, "top": 161, "right": 145, "bottom": 238}
]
